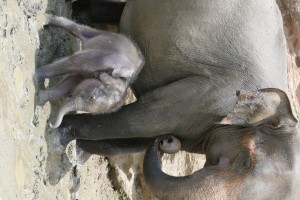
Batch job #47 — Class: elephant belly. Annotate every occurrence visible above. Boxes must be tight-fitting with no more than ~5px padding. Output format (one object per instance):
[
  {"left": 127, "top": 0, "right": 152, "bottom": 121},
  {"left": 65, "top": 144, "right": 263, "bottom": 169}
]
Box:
[{"left": 120, "top": 0, "right": 288, "bottom": 96}]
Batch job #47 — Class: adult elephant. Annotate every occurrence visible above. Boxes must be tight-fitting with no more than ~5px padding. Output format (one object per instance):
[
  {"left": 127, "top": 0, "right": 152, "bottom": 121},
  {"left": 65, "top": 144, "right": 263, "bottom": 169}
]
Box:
[{"left": 57, "top": 0, "right": 300, "bottom": 199}]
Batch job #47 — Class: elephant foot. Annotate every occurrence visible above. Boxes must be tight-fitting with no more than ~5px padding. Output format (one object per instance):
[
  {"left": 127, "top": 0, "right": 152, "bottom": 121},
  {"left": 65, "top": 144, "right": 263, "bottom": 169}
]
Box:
[
  {"left": 36, "top": 90, "right": 50, "bottom": 106},
  {"left": 76, "top": 140, "right": 92, "bottom": 165},
  {"left": 159, "top": 135, "right": 181, "bottom": 154}
]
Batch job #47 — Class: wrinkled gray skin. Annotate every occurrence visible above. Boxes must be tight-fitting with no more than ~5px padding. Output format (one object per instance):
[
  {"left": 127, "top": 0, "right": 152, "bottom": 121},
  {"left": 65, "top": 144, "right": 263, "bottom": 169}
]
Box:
[
  {"left": 144, "top": 89, "right": 300, "bottom": 199},
  {"left": 35, "top": 14, "right": 144, "bottom": 128},
  {"left": 53, "top": 0, "right": 300, "bottom": 199}
]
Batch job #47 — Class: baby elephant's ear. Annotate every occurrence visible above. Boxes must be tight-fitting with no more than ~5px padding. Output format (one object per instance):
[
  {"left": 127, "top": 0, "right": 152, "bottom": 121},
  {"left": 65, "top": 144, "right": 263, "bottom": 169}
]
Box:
[{"left": 219, "top": 88, "right": 298, "bottom": 127}]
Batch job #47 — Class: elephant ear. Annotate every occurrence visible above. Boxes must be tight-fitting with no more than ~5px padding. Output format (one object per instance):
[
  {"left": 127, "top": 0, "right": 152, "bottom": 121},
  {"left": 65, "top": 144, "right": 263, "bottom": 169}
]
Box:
[{"left": 219, "top": 88, "right": 298, "bottom": 128}]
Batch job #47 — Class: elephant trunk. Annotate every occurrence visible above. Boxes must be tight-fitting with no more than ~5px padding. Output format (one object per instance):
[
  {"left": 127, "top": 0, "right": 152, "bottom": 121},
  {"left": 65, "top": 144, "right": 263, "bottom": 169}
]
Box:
[
  {"left": 50, "top": 101, "right": 78, "bottom": 129},
  {"left": 143, "top": 136, "right": 242, "bottom": 200}
]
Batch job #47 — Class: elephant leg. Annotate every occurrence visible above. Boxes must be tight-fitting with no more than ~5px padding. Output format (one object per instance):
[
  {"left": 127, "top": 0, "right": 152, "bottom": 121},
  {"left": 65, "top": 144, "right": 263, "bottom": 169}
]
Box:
[
  {"left": 76, "top": 137, "right": 152, "bottom": 165},
  {"left": 36, "top": 74, "right": 84, "bottom": 106},
  {"left": 45, "top": 14, "right": 103, "bottom": 42},
  {"left": 38, "top": 15, "right": 143, "bottom": 84},
  {"left": 72, "top": 0, "right": 126, "bottom": 24},
  {"left": 35, "top": 50, "right": 126, "bottom": 80},
  {"left": 56, "top": 76, "right": 231, "bottom": 146}
]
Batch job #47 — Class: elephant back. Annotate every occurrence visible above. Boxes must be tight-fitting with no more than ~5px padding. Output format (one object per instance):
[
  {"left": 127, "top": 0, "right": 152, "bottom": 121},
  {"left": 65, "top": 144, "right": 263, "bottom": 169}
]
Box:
[{"left": 120, "top": 0, "right": 288, "bottom": 96}]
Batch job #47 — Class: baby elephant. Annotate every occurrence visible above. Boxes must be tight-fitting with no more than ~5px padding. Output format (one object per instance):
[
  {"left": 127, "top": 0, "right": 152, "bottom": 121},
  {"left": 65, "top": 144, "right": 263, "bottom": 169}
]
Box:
[{"left": 35, "top": 14, "right": 144, "bottom": 128}]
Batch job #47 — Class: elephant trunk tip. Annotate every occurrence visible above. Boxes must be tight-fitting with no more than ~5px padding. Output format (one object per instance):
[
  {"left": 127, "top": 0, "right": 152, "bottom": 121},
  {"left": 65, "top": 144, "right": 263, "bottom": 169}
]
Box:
[
  {"left": 50, "top": 111, "right": 66, "bottom": 129},
  {"left": 50, "top": 103, "right": 77, "bottom": 129},
  {"left": 159, "top": 135, "right": 181, "bottom": 154},
  {"left": 49, "top": 121, "right": 60, "bottom": 129}
]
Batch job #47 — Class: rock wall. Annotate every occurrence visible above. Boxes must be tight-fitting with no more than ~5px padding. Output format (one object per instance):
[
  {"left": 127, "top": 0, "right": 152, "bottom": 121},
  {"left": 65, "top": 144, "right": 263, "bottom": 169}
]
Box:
[
  {"left": 0, "top": 0, "right": 298, "bottom": 200},
  {"left": 276, "top": 0, "right": 300, "bottom": 119},
  {"left": 0, "top": 0, "right": 204, "bottom": 199},
  {"left": 0, "top": 0, "right": 117, "bottom": 199}
]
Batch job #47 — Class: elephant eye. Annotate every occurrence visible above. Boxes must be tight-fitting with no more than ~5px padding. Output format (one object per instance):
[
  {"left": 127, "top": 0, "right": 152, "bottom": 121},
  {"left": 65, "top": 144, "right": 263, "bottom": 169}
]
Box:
[
  {"left": 243, "top": 156, "right": 251, "bottom": 169},
  {"left": 66, "top": 95, "right": 73, "bottom": 101},
  {"left": 233, "top": 149, "right": 252, "bottom": 170},
  {"left": 207, "top": 156, "right": 219, "bottom": 166}
]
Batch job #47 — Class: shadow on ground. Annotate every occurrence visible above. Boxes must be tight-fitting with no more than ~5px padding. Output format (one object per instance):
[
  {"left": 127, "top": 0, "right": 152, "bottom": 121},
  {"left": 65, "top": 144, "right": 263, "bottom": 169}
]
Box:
[{"left": 34, "top": 0, "right": 78, "bottom": 185}]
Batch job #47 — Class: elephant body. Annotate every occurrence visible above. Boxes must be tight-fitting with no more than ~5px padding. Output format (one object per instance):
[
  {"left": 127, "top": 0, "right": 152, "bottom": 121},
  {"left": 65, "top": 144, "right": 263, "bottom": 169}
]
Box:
[
  {"left": 51, "top": 0, "right": 300, "bottom": 199},
  {"left": 114, "top": 0, "right": 288, "bottom": 151},
  {"left": 121, "top": 0, "right": 287, "bottom": 95},
  {"left": 35, "top": 14, "right": 144, "bottom": 128}
]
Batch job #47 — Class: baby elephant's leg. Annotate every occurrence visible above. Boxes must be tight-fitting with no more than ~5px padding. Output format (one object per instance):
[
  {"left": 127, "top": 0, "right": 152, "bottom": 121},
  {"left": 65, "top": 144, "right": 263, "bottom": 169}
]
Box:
[
  {"left": 45, "top": 14, "right": 103, "bottom": 42},
  {"left": 36, "top": 74, "right": 84, "bottom": 106},
  {"left": 35, "top": 50, "right": 124, "bottom": 80}
]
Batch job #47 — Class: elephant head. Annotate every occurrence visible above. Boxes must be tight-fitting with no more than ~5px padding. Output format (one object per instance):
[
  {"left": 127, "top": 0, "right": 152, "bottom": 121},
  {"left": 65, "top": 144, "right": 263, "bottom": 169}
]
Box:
[
  {"left": 144, "top": 88, "right": 300, "bottom": 200},
  {"left": 50, "top": 74, "right": 127, "bottom": 128}
]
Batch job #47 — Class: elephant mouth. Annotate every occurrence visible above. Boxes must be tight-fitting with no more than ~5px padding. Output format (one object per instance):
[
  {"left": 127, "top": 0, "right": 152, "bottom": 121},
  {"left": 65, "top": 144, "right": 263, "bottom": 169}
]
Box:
[{"left": 201, "top": 125, "right": 254, "bottom": 169}]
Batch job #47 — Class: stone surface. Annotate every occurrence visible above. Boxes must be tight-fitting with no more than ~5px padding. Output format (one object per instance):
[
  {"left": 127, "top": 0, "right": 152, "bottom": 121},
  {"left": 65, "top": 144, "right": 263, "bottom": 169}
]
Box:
[
  {"left": 0, "top": 0, "right": 117, "bottom": 199},
  {"left": 277, "top": 0, "right": 300, "bottom": 119},
  {"left": 0, "top": 1, "right": 299, "bottom": 200}
]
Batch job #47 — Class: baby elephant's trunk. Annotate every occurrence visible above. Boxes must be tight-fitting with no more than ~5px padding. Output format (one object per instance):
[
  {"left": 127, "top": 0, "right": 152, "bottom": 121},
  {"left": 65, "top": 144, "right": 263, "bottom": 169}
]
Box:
[{"left": 50, "top": 102, "right": 77, "bottom": 129}]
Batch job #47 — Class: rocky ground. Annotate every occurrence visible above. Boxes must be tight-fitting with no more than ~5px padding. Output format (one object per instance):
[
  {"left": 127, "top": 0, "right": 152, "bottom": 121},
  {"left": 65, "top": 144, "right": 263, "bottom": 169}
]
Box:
[
  {"left": 0, "top": 0, "right": 298, "bottom": 200},
  {"left": 0, "top": 1, "right": 204, "bottom": 199}
]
